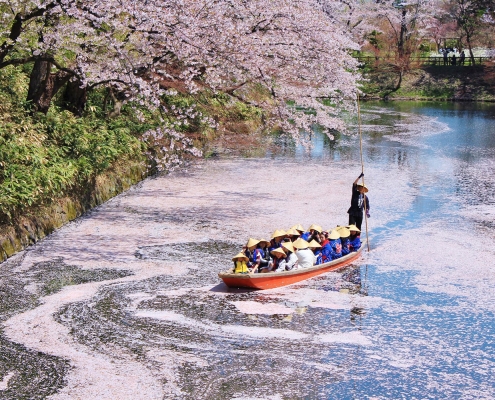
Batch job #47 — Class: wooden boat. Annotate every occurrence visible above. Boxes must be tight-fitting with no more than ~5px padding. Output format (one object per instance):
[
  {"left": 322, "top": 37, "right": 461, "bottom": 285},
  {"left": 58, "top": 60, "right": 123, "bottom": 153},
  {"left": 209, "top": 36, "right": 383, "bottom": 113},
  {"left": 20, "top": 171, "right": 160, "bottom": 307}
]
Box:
[{"left": 218, "top": 243, "right": 365, "bottom": 290}]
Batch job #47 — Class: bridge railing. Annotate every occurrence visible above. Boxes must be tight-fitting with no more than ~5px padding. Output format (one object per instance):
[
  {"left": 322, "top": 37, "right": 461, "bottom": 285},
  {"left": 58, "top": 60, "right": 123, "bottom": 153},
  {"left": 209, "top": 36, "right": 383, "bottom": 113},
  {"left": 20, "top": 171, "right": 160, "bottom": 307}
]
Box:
[{"left": 355, "top": 56, "right": 494, "bottom": 67}]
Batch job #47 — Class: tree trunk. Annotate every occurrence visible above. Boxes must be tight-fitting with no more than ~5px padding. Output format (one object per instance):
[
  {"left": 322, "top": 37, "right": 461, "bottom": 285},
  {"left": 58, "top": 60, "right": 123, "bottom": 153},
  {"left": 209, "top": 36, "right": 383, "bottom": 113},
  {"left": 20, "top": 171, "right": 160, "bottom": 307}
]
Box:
[
  {"left": 465, "top": 31, "right": 475, "bottom": 65},
  {"left": 107, "top": 88, "right": 124, "bottom": 118},
  {"left": 27, "top": 58, "right": 71, "bottom": 114},
  {"left": 397, "top": 9, "right": 407, "bottom": 59},
  {"left": 63, "top": 79, "right": 87, "bottom": 116}
]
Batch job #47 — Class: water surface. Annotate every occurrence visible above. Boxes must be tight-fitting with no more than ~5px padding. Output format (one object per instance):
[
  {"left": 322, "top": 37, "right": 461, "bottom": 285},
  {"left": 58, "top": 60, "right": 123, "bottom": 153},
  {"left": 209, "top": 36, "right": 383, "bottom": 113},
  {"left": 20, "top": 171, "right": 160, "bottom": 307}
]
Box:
[{"left": 1, "top": 101, "right": 494, "bottom": 399}]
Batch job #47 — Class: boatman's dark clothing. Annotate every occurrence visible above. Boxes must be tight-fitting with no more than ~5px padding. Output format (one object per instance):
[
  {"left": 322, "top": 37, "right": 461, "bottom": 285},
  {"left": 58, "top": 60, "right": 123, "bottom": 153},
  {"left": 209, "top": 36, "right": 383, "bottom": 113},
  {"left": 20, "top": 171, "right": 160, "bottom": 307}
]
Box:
[{"left": 347, "top": 183, "right": 370, "bottom": 231}]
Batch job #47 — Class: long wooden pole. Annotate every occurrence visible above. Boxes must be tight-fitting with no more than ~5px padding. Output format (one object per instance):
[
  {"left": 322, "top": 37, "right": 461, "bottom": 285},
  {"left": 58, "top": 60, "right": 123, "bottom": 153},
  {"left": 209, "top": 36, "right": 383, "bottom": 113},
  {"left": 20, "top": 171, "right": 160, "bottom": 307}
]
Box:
[{"left": 357, "top": 94, "right": 370, "bottom": 252}]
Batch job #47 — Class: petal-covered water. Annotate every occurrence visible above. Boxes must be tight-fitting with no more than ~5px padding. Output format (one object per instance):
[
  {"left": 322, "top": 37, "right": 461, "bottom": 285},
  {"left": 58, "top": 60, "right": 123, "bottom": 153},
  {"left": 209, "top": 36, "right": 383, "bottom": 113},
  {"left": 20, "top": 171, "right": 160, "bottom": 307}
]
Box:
[{"left": 1, "top": 102, "right": 494, "bottom": 399}]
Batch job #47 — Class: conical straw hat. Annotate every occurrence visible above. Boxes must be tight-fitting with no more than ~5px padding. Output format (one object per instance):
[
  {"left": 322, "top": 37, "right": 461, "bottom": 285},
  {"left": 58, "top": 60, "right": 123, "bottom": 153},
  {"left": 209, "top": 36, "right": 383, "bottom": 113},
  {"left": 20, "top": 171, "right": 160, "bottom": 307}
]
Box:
[
  {"left": 232, "top": 252, "right": 249, "bottom": 262},
  {"left": 270, "top": 248, "right": 286, "bottom": 257},
  {"left": 286, "top": 228, "right": 300, "bottom": 236},
  {"left": 347, "top": 224, "right": 361, "bottom": 232},
  {"left": 308, "top": 239, "right": 321, "bottom": 248},
  {"left": 246, "top": 238, "right": 260, "bottom": 248},
  {"left": 338, "top": 227, "right": 350, "bottom": 238},
  {"left": 291, "top": 224, "right": 305, "bottom": 232},
  {"left": 308, "top": 224, "right": 322, "bottom": 233},
  {"left": 292, "top": 238, "right": 310, "bottom": 249},
  {"left": 281, "top": 241, "right": 295, "bottom": 253},
  {"left": 258, "top": 239, "right": 271, "bottom": 246},
  {"left": 328, "top": 230, "right": 340, "bottom": 240},
  {"left": 357, "top": 183, "right": 369, "bottom": 193},
  {"left": 271, "top": 229, "right": 286, "bottom": 239}
]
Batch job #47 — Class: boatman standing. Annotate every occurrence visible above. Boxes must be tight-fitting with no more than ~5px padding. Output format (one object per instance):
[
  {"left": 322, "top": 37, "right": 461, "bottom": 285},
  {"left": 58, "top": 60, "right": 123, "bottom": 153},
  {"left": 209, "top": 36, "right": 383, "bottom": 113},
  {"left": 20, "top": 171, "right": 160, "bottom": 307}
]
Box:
[{"left": 347, "top": 172, "right": 370, "bottom": 231}]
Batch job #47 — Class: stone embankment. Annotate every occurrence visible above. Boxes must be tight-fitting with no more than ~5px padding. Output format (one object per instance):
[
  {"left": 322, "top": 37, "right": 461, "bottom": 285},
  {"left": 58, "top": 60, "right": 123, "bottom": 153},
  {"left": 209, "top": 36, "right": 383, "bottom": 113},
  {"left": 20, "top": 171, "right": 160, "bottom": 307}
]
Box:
[{"left": 0, "top": 161, "right": 147, "bottom": 262}]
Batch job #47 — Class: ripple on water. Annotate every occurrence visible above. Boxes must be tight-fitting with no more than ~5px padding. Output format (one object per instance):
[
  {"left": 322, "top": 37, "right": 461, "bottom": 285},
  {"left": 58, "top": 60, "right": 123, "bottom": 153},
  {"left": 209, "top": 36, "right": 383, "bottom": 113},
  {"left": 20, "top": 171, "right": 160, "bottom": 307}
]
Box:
[{"left": 2, "top": 103, "right": 495, "bottom": 398}]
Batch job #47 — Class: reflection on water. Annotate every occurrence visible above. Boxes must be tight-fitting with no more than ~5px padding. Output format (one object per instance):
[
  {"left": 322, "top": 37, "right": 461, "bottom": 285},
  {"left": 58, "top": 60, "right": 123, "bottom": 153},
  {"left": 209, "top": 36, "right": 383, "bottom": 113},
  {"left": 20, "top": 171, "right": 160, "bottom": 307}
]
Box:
[{"left": 1, "top": 101, "right": 495, "bottom": 398}]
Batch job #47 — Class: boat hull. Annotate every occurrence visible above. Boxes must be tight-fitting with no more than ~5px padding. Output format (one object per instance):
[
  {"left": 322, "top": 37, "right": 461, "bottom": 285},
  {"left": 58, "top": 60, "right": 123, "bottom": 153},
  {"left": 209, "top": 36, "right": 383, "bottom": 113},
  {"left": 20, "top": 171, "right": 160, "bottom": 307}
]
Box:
[{"left": 219, "top": 245, "right": 364, "bottom": 290}]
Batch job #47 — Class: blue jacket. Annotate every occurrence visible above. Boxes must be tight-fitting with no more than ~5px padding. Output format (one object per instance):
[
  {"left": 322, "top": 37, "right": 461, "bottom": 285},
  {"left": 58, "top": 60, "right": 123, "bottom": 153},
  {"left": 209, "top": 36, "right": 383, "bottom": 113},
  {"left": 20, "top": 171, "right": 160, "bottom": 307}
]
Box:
[
  {"left": 329, "top": 239, "right": 342, "bottom": 259},
  {"left": 349, "top": 234, "right": 361, "bottom": 251},
  {"left": 341, "top": 237, "right": 350, "bottom": 256},
  {"left": 268, "top": 242, "right": 281, "bottom": 254},
  {"left": 315, "top": 253, "right": 323, "bottom": 265},
  {"left": 252, "top": 248, "right": 264, "bottom": 263},
  {"left": 321, "top": 243, "right": 332, "bottom": 263},
  {"left": 301, "top": 232, "right": 311, "bottom": 241}
]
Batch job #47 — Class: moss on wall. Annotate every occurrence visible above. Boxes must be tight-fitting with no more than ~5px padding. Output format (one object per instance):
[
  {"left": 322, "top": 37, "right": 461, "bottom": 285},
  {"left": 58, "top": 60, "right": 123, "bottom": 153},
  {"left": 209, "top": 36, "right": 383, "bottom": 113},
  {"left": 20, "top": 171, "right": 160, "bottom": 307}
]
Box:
[{"left": 0, "top": 160, "right": 148, "bottom": 262}]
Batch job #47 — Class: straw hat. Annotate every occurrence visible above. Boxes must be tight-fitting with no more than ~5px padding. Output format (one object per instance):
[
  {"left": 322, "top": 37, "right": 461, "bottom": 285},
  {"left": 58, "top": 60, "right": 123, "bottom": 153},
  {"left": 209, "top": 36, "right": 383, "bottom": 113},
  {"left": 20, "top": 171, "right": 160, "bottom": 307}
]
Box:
[
  {"left": 271, "top": 229, "right": 286, "bottom": 239},
  {"left": 232, "top": 252, "right": 249, "bottom": 262},
  {"left": 357, "top": 183, "right": 369, "bottom": 193},
  {"left": 347, "top": 224, "right": 361, "bottom": 232},
  {"left": 286, "top": 228, "right": 300, "bottom": 236},
  {"left": 291, "top": 224, "right": 305, "bottom": 232},
  {"left": 308, "top": 239, "right": 321, "bottom": 248},
  {"left": 292, "top": 238, "right": 310, "bottom": 249},
  {"left": 258, "top": 239, "right": 271, "bottom": 246},
  {"left": 308, "top": 224, "right": 322, "bottom": 233},
  {"left": 281, "top": 241, "right": 295, "bottom": 253},
  {"left": 328, "top": 230, "right": 340, "bottom": 240},
  {"left": 337, "top": 227, "right": 350, "bottom": 238},
  {"left": 271, "top": 248, "right": 286, "bottom": 258},
  {"left": 246, "top": 238, "right": 260, "bottom": 248}
]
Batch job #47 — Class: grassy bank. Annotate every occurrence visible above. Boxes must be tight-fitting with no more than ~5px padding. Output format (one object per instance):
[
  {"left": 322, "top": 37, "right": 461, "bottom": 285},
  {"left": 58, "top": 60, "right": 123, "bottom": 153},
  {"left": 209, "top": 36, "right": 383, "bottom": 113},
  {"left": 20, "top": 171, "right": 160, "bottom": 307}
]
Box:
[{"left": 361, "top": 64, "right": 495, "bottom": 101}]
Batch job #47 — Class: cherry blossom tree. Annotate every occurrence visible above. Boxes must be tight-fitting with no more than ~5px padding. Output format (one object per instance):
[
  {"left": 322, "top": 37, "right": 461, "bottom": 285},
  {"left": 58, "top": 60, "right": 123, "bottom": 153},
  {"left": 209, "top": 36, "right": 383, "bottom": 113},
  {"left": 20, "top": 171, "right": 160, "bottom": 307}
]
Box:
[
  {"left": 1, "top": 0, "right": 362, "bottom": 144},
  {"left": 358, "top": 0, "right": 436, "bottom": 92},
  {"left": 443, "top": 0, "right": 494, "bottom": 64}
]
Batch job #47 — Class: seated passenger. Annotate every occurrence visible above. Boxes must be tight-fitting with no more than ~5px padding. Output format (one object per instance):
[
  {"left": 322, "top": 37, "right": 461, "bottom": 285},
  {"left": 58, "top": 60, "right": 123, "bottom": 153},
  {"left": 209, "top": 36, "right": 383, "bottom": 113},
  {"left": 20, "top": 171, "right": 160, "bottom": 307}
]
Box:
[
  {"left": 285, "top": 228, "right": 300, "bottom": 242},
  {"left": 337, "top": 227, "right": 351, "bottom": 256},
  {"left": 302, "top": 224, "right": 322, "bottom": 242},
  {"left": 320, "top": 231, "right": 332, "bottom": 263},
  {"left": 280, "top": 241, "right": 298, "bottom": 271},
  {"left": 308, "top": 239, "right": 323, "bottom": 265},
  {"left": 257, "top": 239, "right": 271, "bottom": 271},
  {"left": 232, "top": 252, "right": 249, "bottom": 274},
  {"left": 291, "top": 224, "right": 305, "bottom": 236},
  {"left": 292, "top": 238, "right": 316, "bottom": 268},
  {"left": 347, "top": 224, "right": 361, "bottom": 251},
  {"left": 268, "top": 248, "right": 287, "bottom": 272},
  {"left": 328, "top": 229, "right": 342, "bottom": 259},
  {"left": 268, "top": 229, "right": 286, "bottom": 253},
  {"left": 245, "top": 238, "right": 261, "bottom": 272}
]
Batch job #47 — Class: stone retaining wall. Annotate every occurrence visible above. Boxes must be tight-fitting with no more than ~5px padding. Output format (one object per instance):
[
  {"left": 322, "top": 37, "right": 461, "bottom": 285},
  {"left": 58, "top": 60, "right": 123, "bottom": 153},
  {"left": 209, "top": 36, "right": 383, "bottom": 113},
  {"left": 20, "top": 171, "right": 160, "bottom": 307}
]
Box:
[{"left": 0, "top": 160, "right": 148, "bottom": 262}]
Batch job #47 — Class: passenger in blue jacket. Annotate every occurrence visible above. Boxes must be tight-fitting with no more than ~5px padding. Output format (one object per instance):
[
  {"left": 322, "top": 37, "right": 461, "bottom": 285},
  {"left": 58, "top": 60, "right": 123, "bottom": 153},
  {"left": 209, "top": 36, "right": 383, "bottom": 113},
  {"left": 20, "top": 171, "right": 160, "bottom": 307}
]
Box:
[
  {"left": 301, "top": 224, "right": 322, "bottom": 242},
  {"left": 338, "top": 227, "right": 351, "bottom": 256},
  {"left": 309, "top": 239, "right": 322, "bottom": 265},
  {"left": 328, "top": 230, "right": 342, "bottom": 259},
  {"left": 347, "top": 224, "right": 361, "bottom": 251},
  {"left": 320, "top": 232, "right": 332, "bottom": 263}
]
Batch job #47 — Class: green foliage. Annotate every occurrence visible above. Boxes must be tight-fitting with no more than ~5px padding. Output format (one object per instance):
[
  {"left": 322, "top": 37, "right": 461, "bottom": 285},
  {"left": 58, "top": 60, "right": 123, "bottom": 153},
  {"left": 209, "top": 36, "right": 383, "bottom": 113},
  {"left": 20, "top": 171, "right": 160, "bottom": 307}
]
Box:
[
  {"left": 0, "top": 65, "right": 268, "bottom": 224},
  {"left": 366, "top": 30, "right": 382, "bottom": 50},
  {"left": 0, "top": 66, "right": 154, "bottom": 222},
  {"left": 419, "top": 43, "right": 431, "bottom": 56}
]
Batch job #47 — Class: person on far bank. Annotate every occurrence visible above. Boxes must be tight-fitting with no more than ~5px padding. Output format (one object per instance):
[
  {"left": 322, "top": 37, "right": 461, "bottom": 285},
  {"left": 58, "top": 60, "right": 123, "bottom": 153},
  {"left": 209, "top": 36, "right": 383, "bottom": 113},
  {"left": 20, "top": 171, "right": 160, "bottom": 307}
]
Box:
[{"left": 347, "top": 172, "right": 370, "bottom": 231}]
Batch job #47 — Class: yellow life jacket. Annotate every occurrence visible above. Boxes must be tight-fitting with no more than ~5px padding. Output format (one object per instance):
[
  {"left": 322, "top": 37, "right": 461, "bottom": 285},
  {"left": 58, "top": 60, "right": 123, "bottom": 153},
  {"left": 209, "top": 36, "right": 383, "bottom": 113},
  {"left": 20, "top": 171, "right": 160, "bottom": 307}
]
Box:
[{"left": 234, "top": 260, "right": 248, "bottom": 274}]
